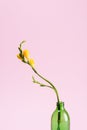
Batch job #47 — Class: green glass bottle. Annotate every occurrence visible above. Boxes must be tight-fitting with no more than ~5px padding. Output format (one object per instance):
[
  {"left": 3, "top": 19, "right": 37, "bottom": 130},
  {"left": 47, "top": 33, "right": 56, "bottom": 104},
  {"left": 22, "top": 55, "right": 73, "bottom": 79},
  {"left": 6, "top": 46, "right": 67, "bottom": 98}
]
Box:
[{"left": 51, "top": 102, "right": 70, "bottom": 130}]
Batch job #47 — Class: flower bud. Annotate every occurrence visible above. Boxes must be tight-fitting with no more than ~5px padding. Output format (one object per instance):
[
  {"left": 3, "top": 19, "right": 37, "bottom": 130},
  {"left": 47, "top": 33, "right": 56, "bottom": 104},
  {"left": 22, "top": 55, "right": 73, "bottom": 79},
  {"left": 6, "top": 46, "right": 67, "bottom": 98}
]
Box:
[
  {"left": 22, "top": 50, "right": 30, "bottom": 59},
  {"left": 29, "top": 58, "right": 35, "bottom": 68}
]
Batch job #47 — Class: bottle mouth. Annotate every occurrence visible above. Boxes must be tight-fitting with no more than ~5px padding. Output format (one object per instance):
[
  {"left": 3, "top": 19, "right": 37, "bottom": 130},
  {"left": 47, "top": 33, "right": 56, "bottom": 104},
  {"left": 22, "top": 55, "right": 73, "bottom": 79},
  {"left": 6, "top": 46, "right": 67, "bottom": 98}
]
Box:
[{"left": 56, "top": 101, "right": 64, "bottom": 110}]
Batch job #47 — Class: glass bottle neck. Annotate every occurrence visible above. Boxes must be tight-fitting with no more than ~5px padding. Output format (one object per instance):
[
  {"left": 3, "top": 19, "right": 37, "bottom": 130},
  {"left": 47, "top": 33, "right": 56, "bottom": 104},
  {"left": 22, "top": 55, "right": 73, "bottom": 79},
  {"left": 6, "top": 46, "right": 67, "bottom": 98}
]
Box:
[{"left": 56, "top": 101, "right": 64, "bottom": 110}]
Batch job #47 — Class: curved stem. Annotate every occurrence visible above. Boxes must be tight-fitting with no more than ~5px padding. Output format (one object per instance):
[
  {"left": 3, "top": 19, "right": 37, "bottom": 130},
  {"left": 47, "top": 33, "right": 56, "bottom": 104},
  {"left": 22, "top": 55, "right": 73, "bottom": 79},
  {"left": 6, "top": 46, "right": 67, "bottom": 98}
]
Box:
[{"left": 32, "top": 67, "right": 60, "bottom": 102}]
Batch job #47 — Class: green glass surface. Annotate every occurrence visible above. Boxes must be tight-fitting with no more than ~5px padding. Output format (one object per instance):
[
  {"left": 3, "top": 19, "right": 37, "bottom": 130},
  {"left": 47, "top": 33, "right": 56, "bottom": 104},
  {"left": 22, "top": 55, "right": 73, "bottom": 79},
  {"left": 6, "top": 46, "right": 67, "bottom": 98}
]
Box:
[{"left": 51, "top": 102, "right": 70, "bottom": 130}]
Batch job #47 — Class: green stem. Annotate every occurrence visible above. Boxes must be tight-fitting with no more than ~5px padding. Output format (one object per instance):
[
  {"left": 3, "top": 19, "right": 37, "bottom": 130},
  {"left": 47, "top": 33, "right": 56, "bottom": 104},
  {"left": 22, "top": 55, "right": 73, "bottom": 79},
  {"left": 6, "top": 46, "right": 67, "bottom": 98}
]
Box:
[{"left": 32, "top": 67, "right": 60, "bottom": 102}]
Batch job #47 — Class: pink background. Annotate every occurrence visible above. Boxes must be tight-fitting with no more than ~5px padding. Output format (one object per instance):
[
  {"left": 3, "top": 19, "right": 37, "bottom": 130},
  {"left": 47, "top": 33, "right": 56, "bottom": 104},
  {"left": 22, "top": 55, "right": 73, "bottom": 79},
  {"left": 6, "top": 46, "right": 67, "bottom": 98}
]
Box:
[{"left": 0, "top": 0, "right": 87, "bottom": 130}]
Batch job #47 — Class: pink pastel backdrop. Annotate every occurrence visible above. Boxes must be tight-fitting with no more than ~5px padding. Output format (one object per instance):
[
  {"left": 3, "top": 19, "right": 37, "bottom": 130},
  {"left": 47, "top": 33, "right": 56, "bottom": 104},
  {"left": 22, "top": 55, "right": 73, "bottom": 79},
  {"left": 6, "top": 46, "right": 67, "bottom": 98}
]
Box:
[{"left": 0, "top": 0, "right": 87, "bottom": 130}]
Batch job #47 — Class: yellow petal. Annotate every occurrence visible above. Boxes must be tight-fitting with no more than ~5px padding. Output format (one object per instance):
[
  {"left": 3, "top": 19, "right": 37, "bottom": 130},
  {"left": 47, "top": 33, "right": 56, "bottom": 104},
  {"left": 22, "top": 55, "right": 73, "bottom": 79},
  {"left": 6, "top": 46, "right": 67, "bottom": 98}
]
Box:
[
  {"left": 22, "top": 50, "right": 30, "bottom": 59},
  {"left": 17, "top": 54, "right": 22, "bottom": 60},
  {"left": 29, "top": 58, "right": 35, "bottom": 68}
]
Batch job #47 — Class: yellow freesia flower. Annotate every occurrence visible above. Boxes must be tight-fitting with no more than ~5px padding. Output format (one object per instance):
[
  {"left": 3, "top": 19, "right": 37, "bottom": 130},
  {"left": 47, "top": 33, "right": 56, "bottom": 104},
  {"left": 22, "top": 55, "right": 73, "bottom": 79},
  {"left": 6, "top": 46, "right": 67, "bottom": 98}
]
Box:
[
  {"left": 22, "top": 50, "right": 30, "bottom": 59},
  {"left": 29, "top": 58, "right": 35, "bottom": 68},
  {"left": 17, "top": 41, "right": 60, "bottom": 102}
]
